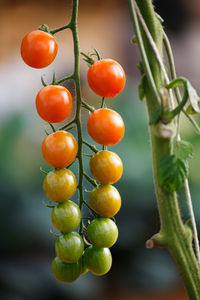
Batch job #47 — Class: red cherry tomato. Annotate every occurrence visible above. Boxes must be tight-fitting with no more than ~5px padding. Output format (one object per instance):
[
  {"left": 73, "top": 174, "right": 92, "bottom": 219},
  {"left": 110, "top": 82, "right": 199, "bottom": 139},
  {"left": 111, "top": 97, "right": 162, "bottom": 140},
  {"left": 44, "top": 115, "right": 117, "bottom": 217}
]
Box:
[
  {"left": 87, "top": 108, "right": 125, "bottom": 146},
  {"left": 42, "top": 131, "right": 77, "bottom": 168},
  {"left": 36, "top": 85, "right": 72, "bottom": 123},
  {"left": 21, "top": 30, "right": 57, "bottom": 68},
  {"left": 87, "top": 59, "right": 126, "bottom": 97}
]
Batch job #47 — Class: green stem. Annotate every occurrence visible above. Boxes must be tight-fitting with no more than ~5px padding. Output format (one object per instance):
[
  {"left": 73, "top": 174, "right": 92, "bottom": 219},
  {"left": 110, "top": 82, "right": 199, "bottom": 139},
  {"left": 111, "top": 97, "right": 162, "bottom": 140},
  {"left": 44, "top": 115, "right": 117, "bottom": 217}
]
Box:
[
  {"left": 128, "top": 0, "right": 200, "bottom": 298},
  {"left": 50, "top": 24, "right": 71, "bottom": 35},
  {"left": 69, "top": 0, "right": 84, "bottom": 234}
]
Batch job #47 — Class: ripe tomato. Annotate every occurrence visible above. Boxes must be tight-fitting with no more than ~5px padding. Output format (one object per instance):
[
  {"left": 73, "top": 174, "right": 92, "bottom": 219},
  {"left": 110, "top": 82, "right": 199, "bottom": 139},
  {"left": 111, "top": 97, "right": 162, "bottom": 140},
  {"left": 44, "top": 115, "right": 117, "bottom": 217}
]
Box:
[
  {"left": 36, "top": 85, "right": 72, "bottom": 123},
  {"left": 55, "top": 232, "right": 84, "bottom": 263},
  {"left": 43, "top": 169, "right": 77, "bottom": 202},
  {"left": 89, "top": 185, "right": 121, "bottom": 217},
  {"left": 87, "top": 108, "right": 125, "bottom": 146},
  {"left": 42, "top": 131, "right": 77, "bottom": 168},
  {"left": 84, "top": 245, "right": 112, "bottom": 276},
  {"left": 52, "top": 257, "right": 81, "bottom": 283},
  {"left": 90, "top": 150, "right": 123, "bottom": 184},
  {"left": 87, "top": 218, "right": 118, "bottom": 248},
  {"left": 21, "top": 30, "right": 57, "bottom": 68},
  {"left": 51, "top": 200, "right": 81, "bottom": 232},
  {"left": 87, "top": 59, "right": 125, "bottom": 97}
]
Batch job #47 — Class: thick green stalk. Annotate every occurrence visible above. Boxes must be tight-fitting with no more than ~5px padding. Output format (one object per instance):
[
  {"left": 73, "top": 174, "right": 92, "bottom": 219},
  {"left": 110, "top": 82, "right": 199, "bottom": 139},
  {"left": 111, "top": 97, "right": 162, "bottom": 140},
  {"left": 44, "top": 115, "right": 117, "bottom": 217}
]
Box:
[
  {"left": 69, "top": 0, "right": 84, "bottom": 233},
  {"left": 128, "top": 0, "right": 200, "bottom": 298}
]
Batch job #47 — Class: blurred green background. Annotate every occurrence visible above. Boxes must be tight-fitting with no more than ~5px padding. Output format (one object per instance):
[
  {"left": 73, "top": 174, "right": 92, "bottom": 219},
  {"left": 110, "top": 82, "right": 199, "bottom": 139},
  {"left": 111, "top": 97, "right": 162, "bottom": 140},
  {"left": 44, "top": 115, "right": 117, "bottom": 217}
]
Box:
[{"left": 1, "top": 0, "right": 200, "bottom": 299}]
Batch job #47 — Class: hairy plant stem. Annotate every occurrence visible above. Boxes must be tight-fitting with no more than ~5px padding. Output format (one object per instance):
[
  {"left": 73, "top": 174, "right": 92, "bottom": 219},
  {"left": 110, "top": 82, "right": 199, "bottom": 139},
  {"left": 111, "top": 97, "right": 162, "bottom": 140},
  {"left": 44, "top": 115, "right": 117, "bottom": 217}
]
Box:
[{"left": 128, "top": 0, "right": 200, "bottom": 298}]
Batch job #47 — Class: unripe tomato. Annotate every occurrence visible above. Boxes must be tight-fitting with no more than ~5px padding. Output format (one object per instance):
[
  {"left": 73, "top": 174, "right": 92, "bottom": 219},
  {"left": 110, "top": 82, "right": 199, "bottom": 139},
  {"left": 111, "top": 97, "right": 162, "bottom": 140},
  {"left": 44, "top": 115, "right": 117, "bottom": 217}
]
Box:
[
  {"left": 55, "top": 232, "right": 84, "bottom": 263},
  {"left": 87, "top": 108, "right": 125, "bottom": 146},
  {"left": 43, "top": 169, "right": 77, "bottom": 203},
  {"left": 80, "top": 255, "right": 88, "bottom": 275},
  {"left": 52, "top": 257, "right": 81, "bottom": 283},
  {"left": 36, "top": 85, "right": 72, "bottom": 123},
  {"left": 89, "top": 185, "right": 121, "bottom": 217},
  {"left": 87, "top": 59, "right": 125, "bottom": 98},
  {"left": 84, "top": 245, "right": 112, "bottom": 276},
  {"left": 87, "top": 218, "right": 118, "bottom": 248},
  {"left": 51, "top": 200, "right": 81, "bottom": 232},
  {"left": 90, "top": 150, "right": 123, "bottom": 184},
  {"left": 21, "top": 30, "right": 57, "bottom": 68},
  {"left": 42, "top": 131, "right": 77, "bottom": 168}
]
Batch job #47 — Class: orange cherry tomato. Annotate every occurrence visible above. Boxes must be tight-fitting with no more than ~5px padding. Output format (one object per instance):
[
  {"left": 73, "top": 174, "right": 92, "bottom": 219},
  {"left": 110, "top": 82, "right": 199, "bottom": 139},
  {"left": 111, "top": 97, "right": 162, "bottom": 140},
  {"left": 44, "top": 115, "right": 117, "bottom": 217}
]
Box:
[
  {"left": 89, "top": 185, "right": 121, "bottom": 217},
  {"left": 87, "top": 108, "right": 125, "bottom": 146},
  {"left": 42, "top": 131, "right": 77, "bottom": 168},
  {"left": 21, "top": 30, "right": 57, "bottom": 68},
  {"left": 87, "top": 59, "right": 126, "bottom": 97},
  {"left": 90, "top": 150, "right": 123, "bottom": 184},
  {"left": 43, "top": 169, "right": 77, "bottom": 202},
  {"left": 36, "top": 85, "right": 72, "bottom": 123}
]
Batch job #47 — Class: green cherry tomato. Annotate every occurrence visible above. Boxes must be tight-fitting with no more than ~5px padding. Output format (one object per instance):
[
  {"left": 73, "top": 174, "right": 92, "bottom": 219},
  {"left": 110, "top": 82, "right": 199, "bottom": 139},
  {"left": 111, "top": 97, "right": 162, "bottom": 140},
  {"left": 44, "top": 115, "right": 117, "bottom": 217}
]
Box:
[
  {"left": 52, "top": 256, "right": 81, "bottom": 283},
  {"left": 89, "top": 185, "right": 121, "bottom": 217},
  {"left": 55, "top": 232, "right": 84, "bottom": 263},
  {"left": 80, "top": 255, "right": 89, "bottom": 275},
  {"left": 84, "top": 245, "right": 112, "bottom": 276},
  {"left": 43, "top": 168, "right": 77, "bottom": 202},
  {"left": 90, "top": 150, "right": 123, "bottom": 185},
  {"left": 51, "top": 200, "right": 81, "bottom": 233},
  {"left": 87, "top": 218, "right": 118, "bottom": 248}
]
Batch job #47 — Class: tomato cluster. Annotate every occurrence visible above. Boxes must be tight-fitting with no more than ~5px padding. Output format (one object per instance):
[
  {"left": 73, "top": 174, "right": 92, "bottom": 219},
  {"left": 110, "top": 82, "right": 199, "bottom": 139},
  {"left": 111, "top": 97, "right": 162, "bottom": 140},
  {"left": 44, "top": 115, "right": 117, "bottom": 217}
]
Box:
[{"left": 21, "top": 28, "right": 125, "bottom": 283}]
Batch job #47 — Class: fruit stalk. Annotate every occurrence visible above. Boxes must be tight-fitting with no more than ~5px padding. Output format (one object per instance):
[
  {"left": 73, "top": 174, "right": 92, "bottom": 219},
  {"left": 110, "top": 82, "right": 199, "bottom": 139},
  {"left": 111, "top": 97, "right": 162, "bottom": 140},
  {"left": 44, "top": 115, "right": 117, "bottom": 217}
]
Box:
[
  {"left": 69, "top": 0, "right": 85, "bottom": 234},
  {"left": 128, "top": 0, "right": 200, "bottom": 298}
]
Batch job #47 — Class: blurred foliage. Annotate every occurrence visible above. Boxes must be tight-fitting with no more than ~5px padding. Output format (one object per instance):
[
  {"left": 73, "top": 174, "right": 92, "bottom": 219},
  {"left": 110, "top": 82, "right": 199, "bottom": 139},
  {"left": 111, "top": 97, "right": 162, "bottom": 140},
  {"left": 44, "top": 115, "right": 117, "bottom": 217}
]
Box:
[{"left": 0, "top": 81, "right": 200, "bottom": 299}]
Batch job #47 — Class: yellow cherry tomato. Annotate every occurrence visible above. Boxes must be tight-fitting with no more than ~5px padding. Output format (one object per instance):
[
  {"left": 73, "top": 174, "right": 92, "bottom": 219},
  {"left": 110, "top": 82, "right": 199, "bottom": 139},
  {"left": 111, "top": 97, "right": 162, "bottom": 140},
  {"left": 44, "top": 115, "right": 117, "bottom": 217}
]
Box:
[
  {"left": 43, "top": 169, "right": 77, "bottom": 202},
  {"left": 89, "top": 185, "right": 121, "bottom": 217},
  {"left": 90, "top": 150, "right": 123, "bottom": 185}
]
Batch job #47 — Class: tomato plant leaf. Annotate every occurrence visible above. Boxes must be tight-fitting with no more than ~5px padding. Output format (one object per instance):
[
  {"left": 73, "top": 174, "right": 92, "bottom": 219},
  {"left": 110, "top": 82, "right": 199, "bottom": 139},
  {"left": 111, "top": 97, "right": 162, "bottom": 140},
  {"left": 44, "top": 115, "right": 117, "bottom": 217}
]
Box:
[
  {"left": 158, "top": 155, "right": 189, "bottom": 192},
  {"left": 186, "top": 80, "right": 200, "bottom": 113},
  {"left": 174, "top": 140, "right": 194, "bottom": 161}
]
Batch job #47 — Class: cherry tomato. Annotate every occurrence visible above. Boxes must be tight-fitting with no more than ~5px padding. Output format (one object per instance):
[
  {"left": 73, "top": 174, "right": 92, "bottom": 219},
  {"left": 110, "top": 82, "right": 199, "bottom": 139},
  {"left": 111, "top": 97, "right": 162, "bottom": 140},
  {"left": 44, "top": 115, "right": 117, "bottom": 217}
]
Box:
[
  {"left": 21, "top": 30, "right": 57, "bottom": 68},
  {"left": 51, "top": 200, "right": 81, "bottom": 232},
  {"left": 42, "top": 131, "right": 77, "bottom": 168},
  {"left": 89, "top": 185, "right": 121, "bottom": 217},
  {"left": 87, "top": 108, "right": 125, "bottom": 146},
  {"left": 36, "top": 85, "right": 72, "bottom": 123},
  {"left": 90, "top": 150, "right": 123, "bottom": 184},
  {"left": 87, "top": 218, "right": 118, "bottom": 248},
  {"left": 84, "top": 245, "right": 112, "bottom": 276},
  {"left": 80, "top": 255, "right": 88, "bottom": 275},
  {"left": 55, "top": 232, "right": 84, "bottom": 263},
  {"left": 87, "top": 59, "right": 125, "bottom": 97},
  {"left": 52, "top": 257, "right": 81, "bottom": 283},
  {"left": 43, "top": 169, "right": 77, "bottom": 202}
]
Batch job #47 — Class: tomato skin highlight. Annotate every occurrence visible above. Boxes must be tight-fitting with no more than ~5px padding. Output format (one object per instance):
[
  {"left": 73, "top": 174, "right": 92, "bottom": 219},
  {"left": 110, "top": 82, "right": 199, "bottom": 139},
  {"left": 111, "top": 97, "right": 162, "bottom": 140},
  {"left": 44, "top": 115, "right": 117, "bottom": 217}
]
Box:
[
  {"left": 43, "top": 169, "right": 77, "bottom": 203},
  {"left": 36, "top": 85, "right": 72, "bottom": 123},
  {"left": 87, "top": 218, "right": 118, "bottom": 248},
  {"left": 21, "top": 30, "right": 57, "bottom": 68},
  {"left": 90, "top": 150, "right": 123, "bottom": 184},
  {"left": 84, "top": 245, "right": 112, "bottom": 276},
  {"left": 52, "top": 257, "right": 81, "bottom": 283},
  {"left": 42, "top": 131, "right": 77, "bottom": 168},
  {"left": 51, "top": 200, "right": 81, "bottom": 232},
  {"left": 87, "top": 108, "right": 125, "bottom": 146},
  {"left": 89, "top": 185, "right": 121, "bottom": 217},
  {"left": 87, "top": 59, "right": 125, "bottom": 97},
  {"left": 55, "top": 232, "right": 84, "bottom": 263}
]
